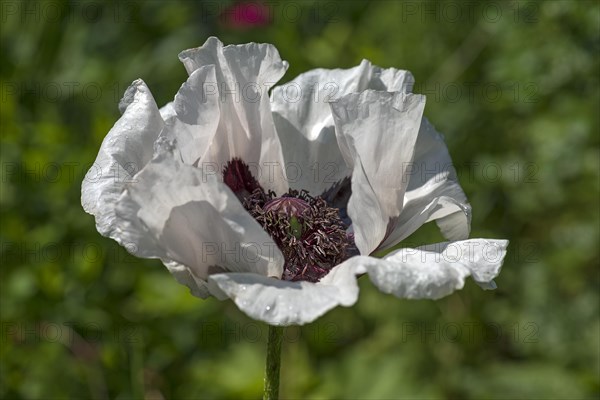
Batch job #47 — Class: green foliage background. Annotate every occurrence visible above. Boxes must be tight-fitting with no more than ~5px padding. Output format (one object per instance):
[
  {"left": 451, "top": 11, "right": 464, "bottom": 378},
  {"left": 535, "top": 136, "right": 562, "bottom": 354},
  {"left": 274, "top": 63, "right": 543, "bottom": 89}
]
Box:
[{"left": 1, "top": 0, "right": 599, "bottom": 399}]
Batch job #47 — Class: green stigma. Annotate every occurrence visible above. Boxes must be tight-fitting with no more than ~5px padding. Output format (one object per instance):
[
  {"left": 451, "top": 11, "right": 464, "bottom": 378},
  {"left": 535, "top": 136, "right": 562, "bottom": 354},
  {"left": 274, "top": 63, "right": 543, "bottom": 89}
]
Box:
[{"left": 289, "top": 216, "right": 303, "bottom": 239}]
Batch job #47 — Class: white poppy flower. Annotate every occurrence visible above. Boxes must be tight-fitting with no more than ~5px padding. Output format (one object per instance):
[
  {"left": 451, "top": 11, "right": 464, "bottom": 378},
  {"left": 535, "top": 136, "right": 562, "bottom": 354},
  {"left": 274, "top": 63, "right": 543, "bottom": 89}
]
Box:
[{"left": 82, "top": 37, "right": 508, "bottom": 326}]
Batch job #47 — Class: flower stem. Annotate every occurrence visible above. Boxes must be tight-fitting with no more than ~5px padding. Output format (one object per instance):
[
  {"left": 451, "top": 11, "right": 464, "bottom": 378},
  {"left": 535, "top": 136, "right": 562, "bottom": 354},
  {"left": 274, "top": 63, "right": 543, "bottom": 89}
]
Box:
[{"left": 263, "top": 324, "right": 284, "bottom": 400}]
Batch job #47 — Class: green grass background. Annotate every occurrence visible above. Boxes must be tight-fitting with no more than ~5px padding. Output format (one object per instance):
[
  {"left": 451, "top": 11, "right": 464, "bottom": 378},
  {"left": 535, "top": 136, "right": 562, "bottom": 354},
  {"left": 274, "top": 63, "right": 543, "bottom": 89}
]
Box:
[{"left": 1, "top": 0, "right": 599, "bottom": 399}]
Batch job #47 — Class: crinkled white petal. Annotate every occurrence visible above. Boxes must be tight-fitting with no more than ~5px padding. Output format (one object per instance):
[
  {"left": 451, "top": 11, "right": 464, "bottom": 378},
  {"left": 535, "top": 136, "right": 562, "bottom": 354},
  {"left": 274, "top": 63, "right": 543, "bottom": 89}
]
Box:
[
  {"left": 270, "top": 59, "right": 415, "bottom": 195},
  {"left": 114, "top": 154, "right": 284, "bottom": 287},
  {"left": 160, "top": 65, "right": 221, "bottom": 166},
  {"left": 159, "top": 102, "right": 176, "bottom": 120},
  {"left": 430, "top": 196, "right": 471, "bottom": 242},
  {"left": 81, "top": 79, "right": 163, "bottom": 243},
  {"left": 207, "top": 256, "right": 371, "bottom": 325},
  {"left": 379, "top": 180, "right": 470, "bottom": 250},
  {"left": 208, "top": 237, "right": 508, "bottom": 324},
  {"left": 162, "top": 259, "right": 211, "bottom": 299},
  {"left": 368, "top": 239, "right": 509, "bottom": 299},
  {"left": 399, "top": 118, "right": 471, "bottom": 243},
  {"left": 331, "top": 90, "right": 426, "bottom": 255},
  {"left": 378, "top": 192, "right": 443, "bottom": 251},
  {"left": 178, "top": 37, "right": 289, "bottom": 194}
]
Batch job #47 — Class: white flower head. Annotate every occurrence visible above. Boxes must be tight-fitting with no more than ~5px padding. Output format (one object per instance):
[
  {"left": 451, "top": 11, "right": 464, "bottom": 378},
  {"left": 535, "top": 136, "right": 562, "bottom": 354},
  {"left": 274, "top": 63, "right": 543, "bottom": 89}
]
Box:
[{"left": 82, "top": 37, "right": 509, "bottom": 326}]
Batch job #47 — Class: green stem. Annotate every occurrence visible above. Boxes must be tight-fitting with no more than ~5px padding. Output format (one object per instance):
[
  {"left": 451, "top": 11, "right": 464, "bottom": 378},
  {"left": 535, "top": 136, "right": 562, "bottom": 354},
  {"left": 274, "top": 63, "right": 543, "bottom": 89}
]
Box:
[{"left": 263, "top": 325, "right": 284, "bottom": 400}]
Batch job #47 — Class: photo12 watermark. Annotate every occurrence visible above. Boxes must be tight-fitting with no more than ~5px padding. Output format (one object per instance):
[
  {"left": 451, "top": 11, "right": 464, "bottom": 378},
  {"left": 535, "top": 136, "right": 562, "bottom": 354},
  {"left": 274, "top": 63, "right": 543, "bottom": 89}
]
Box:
[
  {"left": 400, "top": 321, "right": 540, "bottom": 344},
  {"left": 399, "top": 1, "right": 539, "bottom": 24},
  {"left": 2, "top": 321, "right": 139, "bottom": 345}
]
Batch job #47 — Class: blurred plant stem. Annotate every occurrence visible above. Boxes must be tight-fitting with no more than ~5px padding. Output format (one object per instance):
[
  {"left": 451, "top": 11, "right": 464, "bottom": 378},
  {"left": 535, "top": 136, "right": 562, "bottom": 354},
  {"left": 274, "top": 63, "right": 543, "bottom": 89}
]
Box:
[{"left": 263, "top": 325, "right": 283, "bottom": 400}]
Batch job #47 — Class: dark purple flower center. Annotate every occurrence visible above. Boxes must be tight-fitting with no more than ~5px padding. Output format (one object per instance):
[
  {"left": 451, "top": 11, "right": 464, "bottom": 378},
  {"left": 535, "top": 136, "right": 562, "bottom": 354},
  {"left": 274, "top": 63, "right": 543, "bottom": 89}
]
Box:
[
  {"left": 223, "top": 158, "right": 355, "bottom": 282},
  {"left": 223, "top": 158, "right": 262, "bottom": 202}
]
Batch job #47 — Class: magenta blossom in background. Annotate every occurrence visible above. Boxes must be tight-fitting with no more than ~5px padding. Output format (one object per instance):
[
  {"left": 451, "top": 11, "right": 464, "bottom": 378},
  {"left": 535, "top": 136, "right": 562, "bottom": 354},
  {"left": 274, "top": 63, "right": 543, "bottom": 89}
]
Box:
[{"left": 220, "top": 2, "right": 272, "bottom": 29}]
